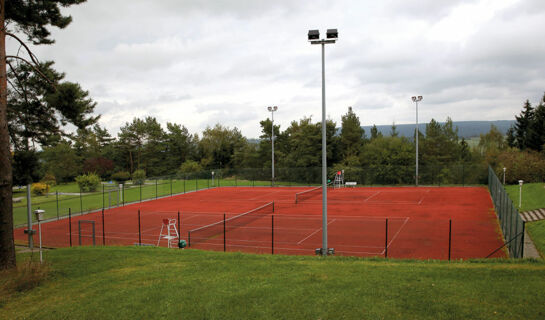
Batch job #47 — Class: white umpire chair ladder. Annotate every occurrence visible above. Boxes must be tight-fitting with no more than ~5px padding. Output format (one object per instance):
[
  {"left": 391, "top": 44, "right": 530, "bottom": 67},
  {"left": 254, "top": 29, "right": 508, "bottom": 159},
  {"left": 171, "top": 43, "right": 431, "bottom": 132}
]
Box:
[{"left": 157, "top": 218, "right": 179, "bottom": 248}]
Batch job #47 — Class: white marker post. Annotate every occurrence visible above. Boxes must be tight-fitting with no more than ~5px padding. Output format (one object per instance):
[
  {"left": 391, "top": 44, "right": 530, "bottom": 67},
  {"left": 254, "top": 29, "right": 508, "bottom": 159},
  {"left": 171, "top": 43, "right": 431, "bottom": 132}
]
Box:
[
  {"left": 519, "top": 180, "right": 523, "bottom": 208},
  {"left": 34, "top": 209, "right": 45, "bottom": 263},
  {"left": 212, "top": 171, "right": 215, "bottom": 186},
  {"left": 503, "top": 167, "right": 506, "bottom": 185}
]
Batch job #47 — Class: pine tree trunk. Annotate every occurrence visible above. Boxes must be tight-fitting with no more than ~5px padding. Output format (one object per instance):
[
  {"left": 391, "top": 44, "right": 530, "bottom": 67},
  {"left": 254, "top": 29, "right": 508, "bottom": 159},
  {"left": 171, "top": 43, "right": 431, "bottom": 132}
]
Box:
[{"left": 0, "top": 0, "right": 16, "bottom": 270}]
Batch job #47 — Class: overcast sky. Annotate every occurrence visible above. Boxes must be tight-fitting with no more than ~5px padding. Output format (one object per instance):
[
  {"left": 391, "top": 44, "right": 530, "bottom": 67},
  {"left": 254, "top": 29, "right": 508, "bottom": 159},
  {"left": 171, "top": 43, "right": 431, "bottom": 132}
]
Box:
[{"left": 8, "top": 0, "right": 545, "bottom": 138}]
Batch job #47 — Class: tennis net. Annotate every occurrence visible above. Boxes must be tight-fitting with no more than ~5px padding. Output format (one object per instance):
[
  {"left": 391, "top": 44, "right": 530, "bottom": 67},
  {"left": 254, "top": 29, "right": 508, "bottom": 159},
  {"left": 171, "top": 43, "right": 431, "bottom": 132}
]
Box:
[
  {"left": 188, "top": 201, "right": 274, "bottom": 246},
  {"left": 295, "top": 183, "right": 332, "bottom": 204}
]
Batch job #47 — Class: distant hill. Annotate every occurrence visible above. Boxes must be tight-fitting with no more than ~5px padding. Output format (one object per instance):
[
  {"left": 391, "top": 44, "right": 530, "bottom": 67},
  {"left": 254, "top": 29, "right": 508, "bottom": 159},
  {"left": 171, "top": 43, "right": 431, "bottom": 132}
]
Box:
[{"left": 361, "top": 120, "right": 515, "bottom": 139}]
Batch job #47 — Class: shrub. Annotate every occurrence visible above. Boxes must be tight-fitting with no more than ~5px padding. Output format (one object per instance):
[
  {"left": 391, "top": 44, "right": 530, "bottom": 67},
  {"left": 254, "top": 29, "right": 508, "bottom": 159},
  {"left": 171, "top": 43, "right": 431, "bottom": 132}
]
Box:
[
  {"left": 31, "top": 183, "right": 50, "bottom": 196},
  {"left": 132, "top": 169, "right": 146, "bottom": 185},
  {"left": 75, "top": 173, "right": 101, "bottom": 192},
  {"left": 497, "top": 149, "right": 545, "bottom": 183},
  {"left": 179, "top": 160, "right": 203, "bottom": 175},
  {"left": 40, "top": 173, "right": 57, "bottom": 187},
  {"left": 111, "top": 171, "right": 130, "bottom": 184}
]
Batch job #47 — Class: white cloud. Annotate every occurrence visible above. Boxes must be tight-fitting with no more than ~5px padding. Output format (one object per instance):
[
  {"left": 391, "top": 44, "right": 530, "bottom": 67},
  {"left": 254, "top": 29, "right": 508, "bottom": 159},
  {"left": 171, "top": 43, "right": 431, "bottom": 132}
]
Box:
[{"left": 6, "top": 0, "right": 545, "bottom": 138}]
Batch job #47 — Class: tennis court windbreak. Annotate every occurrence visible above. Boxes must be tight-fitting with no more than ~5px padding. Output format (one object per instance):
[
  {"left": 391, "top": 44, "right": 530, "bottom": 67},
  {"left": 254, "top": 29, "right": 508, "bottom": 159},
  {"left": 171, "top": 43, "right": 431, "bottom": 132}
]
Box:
[{"left": 488, "top": 166, "right": 525, "bottom": 258}]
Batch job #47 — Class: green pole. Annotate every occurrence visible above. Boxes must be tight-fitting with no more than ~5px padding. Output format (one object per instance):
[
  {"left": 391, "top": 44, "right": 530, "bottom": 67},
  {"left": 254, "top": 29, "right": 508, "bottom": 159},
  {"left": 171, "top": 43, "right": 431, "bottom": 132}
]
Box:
[
  {"left": 80, "top": 188, "right": 83, "bottom": 214},
  {"left": 56, "top": 191, "right": 59, "bottom": 220}
]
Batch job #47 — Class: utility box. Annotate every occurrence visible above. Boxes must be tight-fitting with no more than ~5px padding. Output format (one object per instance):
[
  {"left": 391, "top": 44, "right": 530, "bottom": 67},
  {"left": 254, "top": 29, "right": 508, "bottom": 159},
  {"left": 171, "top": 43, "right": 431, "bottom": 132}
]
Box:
[{"left": 178, "top": 240, "right": 187, "bottom": 249}]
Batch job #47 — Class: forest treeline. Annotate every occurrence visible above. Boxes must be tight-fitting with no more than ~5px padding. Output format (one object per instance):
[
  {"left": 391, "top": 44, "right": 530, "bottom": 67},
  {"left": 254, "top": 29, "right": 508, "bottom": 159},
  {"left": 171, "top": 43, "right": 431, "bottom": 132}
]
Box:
[{"left": 11, "top": 94, "right": 545, "bottom": 186}]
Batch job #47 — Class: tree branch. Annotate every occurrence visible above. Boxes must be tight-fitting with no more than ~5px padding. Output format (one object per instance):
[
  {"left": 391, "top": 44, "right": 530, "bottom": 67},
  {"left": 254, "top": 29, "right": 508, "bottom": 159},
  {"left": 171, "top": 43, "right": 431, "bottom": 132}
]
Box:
[
  {"left": 5, "top": 55, "right": 55, "bottom": 88},
  {"left": 5, "top": 32, "right": 40, "bottom": 66}
]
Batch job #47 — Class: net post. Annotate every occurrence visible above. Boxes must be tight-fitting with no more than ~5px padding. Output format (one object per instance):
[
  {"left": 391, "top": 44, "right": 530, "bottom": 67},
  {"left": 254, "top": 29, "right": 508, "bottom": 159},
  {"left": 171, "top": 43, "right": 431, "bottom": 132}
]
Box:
[
  {"left": 138, "top": 209, "right": 142, "bottom": 246},
  {"left": 385, "top": 218, "right": 388, "bottom": 258},
  {"left": 178, "top": 211, "right": 181, "bottom": 242},
  {"left": 69, "top": 208, "right": 72, "bottom": 247},
  {"left": 273, "top": 201, "right": 275, "bottom": 213},
  {"left": 448, "top": 219, "right": 452, "bottom": 261},
  {"left": 271, "top": 215, "right": 274, "bottom": 255},
  {"left": 223, "top": 213, "right": 226, "bottom": 252},
  {"left": 102, "top": 208, "right": 105, "bottom": 246},
  {"left": 188, "top": 231, "right": 191, "bottom": 247}
]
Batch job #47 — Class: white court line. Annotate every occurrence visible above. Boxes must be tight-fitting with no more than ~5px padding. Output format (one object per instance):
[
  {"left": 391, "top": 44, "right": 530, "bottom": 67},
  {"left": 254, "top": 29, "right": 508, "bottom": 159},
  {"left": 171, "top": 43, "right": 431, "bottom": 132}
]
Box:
[
  {"left": 297, "top": 219, "right": 336, "bottom": 245},
  {"left": 364, "top": 191, "right": 381, "bottom": 202},
  {"left": 385, "top": 217, "right": 410, "bottom": 250},
  {"left": 417, "top": 189, "right": 431, "bottom": 205}
]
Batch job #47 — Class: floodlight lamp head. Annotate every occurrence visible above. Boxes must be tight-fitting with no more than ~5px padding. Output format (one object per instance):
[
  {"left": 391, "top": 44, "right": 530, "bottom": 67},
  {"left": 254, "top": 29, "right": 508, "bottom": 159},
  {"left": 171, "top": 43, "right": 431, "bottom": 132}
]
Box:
[
  {"left": 326, "top": 29, "right": 338, "bottom": 39},
  {"left": 418, "top": 95, "right": 423, "bottom": 101},
  {"left": 273, "top": 106, "right": 278, "bottom": 111},
  {"left": 267, "top": 106, "right": 272, "bottom": 111},
  {"left": 308, "top": 29, "right": 320, "bottom": 40}
]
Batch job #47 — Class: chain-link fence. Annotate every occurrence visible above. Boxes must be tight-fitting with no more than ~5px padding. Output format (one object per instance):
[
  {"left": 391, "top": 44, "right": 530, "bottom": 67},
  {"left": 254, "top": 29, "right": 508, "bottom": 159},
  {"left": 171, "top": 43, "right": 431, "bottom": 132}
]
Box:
[{"left": 488, "top": 166, "right": 525, "bottom": 258}]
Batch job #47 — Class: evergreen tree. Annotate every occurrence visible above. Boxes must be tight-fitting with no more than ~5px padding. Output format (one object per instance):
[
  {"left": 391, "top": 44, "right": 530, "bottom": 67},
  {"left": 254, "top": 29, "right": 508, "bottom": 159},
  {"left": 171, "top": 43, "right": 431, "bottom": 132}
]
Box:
[
  {"left": 1, "top": 0, "right": 89, "bottom": 270},
  {"left": 370, "top": 125, "right": 382, "bottom": 140},
  {"left": 339, "top": 107, "right": 365, "bottom": 159},
  {"left": 527, "top": 93, "right": 545, "bottom": 152},
  {"left": 514, "top": 100, "right": 534, "bottom": 150},
  {"left": 390, "top": 122, "right": 399, "bottom": 137}
]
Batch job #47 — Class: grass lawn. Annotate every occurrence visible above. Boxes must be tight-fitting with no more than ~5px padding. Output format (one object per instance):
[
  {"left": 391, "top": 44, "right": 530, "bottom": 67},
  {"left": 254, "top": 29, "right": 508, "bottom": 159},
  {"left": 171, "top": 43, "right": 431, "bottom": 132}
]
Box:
[
  {"left": 504, "top": 182, "right": 545, "bottom": 212},
  {"left": 504, "top": 182, "right": 545, "bottom": 257},
  {"left": 1, "top": 247, "right": 544, "bottom": 320}
]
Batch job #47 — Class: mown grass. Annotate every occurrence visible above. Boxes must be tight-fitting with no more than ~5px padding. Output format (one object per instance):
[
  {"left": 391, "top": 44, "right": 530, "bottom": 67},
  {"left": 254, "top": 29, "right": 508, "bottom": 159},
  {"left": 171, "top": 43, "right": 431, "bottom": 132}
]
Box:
[
  {"left": 504, "top": 182, "right": 545, "bottom": 257},
  {"left": 504, "top": 182, "right": 545, "bottom": 212},
  {"left": 1, "top": 247, "right": 544, "bottom": 320}
]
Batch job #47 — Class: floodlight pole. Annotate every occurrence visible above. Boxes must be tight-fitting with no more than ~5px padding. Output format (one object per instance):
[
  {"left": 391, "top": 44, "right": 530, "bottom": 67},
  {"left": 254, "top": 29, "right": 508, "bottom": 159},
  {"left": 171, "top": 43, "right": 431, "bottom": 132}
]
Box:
[
  {"left": 412, "top": 96, "right": 423, "bottom": 186},
  {"left": 267, "top": 106, "right": 278, "bottom": 186},
  {"left": 310, "top": 30, "right": 337, "bottom": 256}
]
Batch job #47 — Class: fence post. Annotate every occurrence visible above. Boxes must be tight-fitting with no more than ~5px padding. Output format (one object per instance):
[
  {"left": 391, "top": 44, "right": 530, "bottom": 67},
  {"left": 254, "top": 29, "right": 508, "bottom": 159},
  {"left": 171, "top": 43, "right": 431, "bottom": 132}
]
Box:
[
  {"left": 520, "top": 221, "right": 525, "bottom": 258},
  {"left": 195, "top": 178, "right": 198, "bottom": 191},
  {"left": 462, "top": 164, "right": 465, "bottom": 186},
  {"left": 170, "top": 177, "right": 173, "bottom": 196},
  {"left": 139, "top": 183, "right": 142, "bottom": 202},
  {"left": 138, "top": 209, "right": 142, "bottom": 246},
  {"left": 235, "top": 175, "right": 237, "bottom": 187},
  {"left": 68, "top": 208, "right": 72, "bottom": 247},
  {"left": 448, "top": 219, "right": 452, "bottom": 261},
  {"left": 122, "top": 183, "right": 125, "bottom": 206},
  {"left": 155, "top": 179, "right": 158, "bottom": 200},
  {"left": 56, "top": 191, "right": 59, "bottom": 220},
  {"left": 102, "top": 208, "right": 105, "bottom": 246},
  {"left": 385, "top": 218, "right": 388, "bottom": 258},
  {"left": 223, "top": 213, "right": 226, "bottom": 252},
  {"left": 80, "top": 188, "right": 83, "bottom": 214},
  {"left": 178, "top": 211, "right": 181, "bottom": 242},
  {"left": 271, "top": 215, "right": 274, "bottom": 255},
  {"left": 184, "top": 177, "right": 186, "bottom": 193},
  {"left": 102, "top": 184, "right": 105, "bottom": 209}
]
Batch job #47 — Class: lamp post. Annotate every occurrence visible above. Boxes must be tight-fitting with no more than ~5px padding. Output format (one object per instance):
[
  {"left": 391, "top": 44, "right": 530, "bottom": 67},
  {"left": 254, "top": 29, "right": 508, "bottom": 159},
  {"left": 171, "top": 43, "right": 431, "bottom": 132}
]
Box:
[
  {"left": 412, "top": 95, "right": 423, "bottom": 186},
  {"left": 267, "top": 106, "right": 278, "bottom": 186},
  {"left": 309, "top": 28, "right": 338, "bottom": 256}
]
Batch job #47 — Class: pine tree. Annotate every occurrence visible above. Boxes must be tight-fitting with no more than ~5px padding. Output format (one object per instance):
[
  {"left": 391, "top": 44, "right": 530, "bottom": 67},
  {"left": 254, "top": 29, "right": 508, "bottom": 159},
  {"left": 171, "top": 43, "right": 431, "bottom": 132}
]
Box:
[
  {"left": 514, "top": 100, "right": 534, "bottom": 150},
  {"left": 1, "top": 0, "right": 89, "bottom": 269},
  {"left": 340, "top": 107, "right": 365, "bottom": 159},
  {"left": 527, "top": 93, "right": 545, "bottom": 152}
]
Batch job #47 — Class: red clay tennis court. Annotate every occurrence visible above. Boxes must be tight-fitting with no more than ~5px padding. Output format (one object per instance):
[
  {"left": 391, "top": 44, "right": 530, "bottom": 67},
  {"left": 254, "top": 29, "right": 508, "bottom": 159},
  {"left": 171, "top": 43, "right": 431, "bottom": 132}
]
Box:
[{"left": 14, "top": 186, "right": 506, "bottom": 259}]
